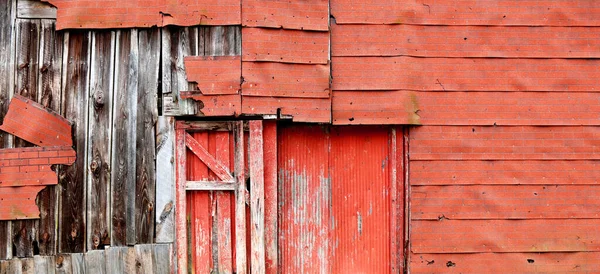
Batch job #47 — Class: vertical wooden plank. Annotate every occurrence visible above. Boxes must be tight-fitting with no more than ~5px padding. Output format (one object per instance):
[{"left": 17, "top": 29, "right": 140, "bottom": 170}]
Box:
[
  {"left": 58, "top": 31, "right": 90, "bottom": 253},
  {"left": 136, "top": 28, "right": 159, "bottom": 244},
  {"left": 123, "top": 246, "right": 136, "bottom": 273},
  {"left": 249, "top": 120, "right": 265, "bottom": 274},
  {"left": 263, "top": 121, "right": 277, "bottom": 274},
  {"left": 403, "top": 128, "right": 410, "bottom": 274},
  {"left": 174, "top": 125, "right": 187, "bottom": 274},
  {"left": 69, "top": 254, "right": 84, "bottom": 274},
  {"left": 21, "top": 258, "right": 33, "bottom": 274},
  {"left": 161, "top": 27, "right": 198, "bottom": 116},
  {"left": 110, "top": 29, "right": 138, "bottom": 246},
  {"left": 55, "top": 254, "right": 72, "bottom": 274},
  {"left": 156, "top": 116, "right": 175, "bottom": 243},
  {"left": 135, "top": 245, "right": 154, "bottom": 273},
  {"left": 104, "top": 247, "right": 124, "bottom": 274},
  {"left": 84, "top": 250, "right": 105, "bottom": 274},
  {"left": 37, "top": 19, "right": 63, "bottom": 257},
  {"left": 152, "top": 244, "right": 172, "bottom": 274},
  {"left": 389, "top": 128, "right": 401, "bottom": 274},
  {"left": 3, "top": 258, "right": 23, "bottom": 274},
  {"left": 215, "top": 132, "right": 233, "bottom": 273},
  {"left": 234, "top": 121, "right": 247, "bottom": 274},
  {"left": 34, "top": 256, "right": 55, "bottom": 274},
  {"left": 205, "top": 26, "right": 241, "bottom": 56}
]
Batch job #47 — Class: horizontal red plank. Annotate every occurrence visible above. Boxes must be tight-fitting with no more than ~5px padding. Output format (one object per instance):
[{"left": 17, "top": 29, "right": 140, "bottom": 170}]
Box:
[
  {"left": 331, "top": 24, "right": 600, "bottom": 58},
  {"left": 411, "top": 160, "right": 600, "bottom": 186},
  {"left": 412, "top": 185, "right": 600, "bottom": 220},
  {"left": 330, "top": 0, "right": 600, "bottom": 26},
  {"left": 0, "top": 186, "right": 45, "bottom": 220},
  {"left": 410, "top": 126, "right": 600, "bottom": 160},
  {"left": 0, "top": 170, "right": 56, "bottom": 187},
  {"left": 332, "top": 91, "right": 420, "bottom": 125},
  {"left": 411, "top": 219, "right": 600, "bottom": 253},
  {"left": 242, "top": 28, "right": 329, "bottom": 64},
  {"left": 0, "top": 95, "right": 73, "bottom": 147},
  {"left": 242, "top": 62, "right": 330, "bottom": 98},
  {"left": 180, "top": 92, "right": 241, "bottom": 117},
  {"left": 183, "top": 56, "right": 241, "bottom": 95},
  {"left": 410, "top": 252, "right": 600, "bottom": 274},
  {"left": 242, "top": 96, "right": 331, "bottom": 123},
  {"left": 45, "top": 0, "right": 240, "bottom": 29},
  {"left": 242, "top": 0, "right": 329, "bottom": 31},
  {"left": 415, "top": 91, "right": 600, "bottom": 126},
  {"left": 332, "top": 57, "right": 600, "bottom": 92}
]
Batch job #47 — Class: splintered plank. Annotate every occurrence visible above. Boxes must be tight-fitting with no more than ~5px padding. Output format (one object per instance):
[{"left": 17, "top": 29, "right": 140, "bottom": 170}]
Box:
[
  {"left": 410, "top": 126, "right": 600, "bottom": 160},
  {"left": 331, "top": 24, "right": 600, "bottom": 58},
  {"left": 242, "top": 96, "right": 331, "bottom": 123},
  {"left": 135, "top": 28, "right": 159, "bottom": 244},
  {"left": 411, "top": 219, "right": 600, "bottom": 253},
  {"left": 332, "top": 57, "right": 600, "bottom": 92},
  {"left": 86, "top": 30, "right": 114, "bottom": 251},
  {"left": 155, "top": 117, "right": 175, "bottom": 243},
  {"left": 242, "top": 0, "right": 329, "bottom": 30},
  {"left": 263, "top": 121, "right": 277, "bottom": 274},
  {"left": 183, "top": 56, "right": 241, "bottom": 95},
  {"left": 411, "top": 185, "right": 600, "bottom": 220},
  {"left": 110, "top": 29, "right": 138, "bottom": 246},
  {"left": 249, "top": 121, "right": 265, "bottom": 274},
  {"left": 58, "top": 31, "right": 90, "bottom": 253},
  {"left": 242, "top": 28, "right": 329, "bottom": 64},
  {"left": 332, "top": 91, "right": 420, "bottom": 125},
  {"left": 241, "top": 62, "right": 330, "bottom": 98},
  {"left": 330, "top": 0, "right": 600, "bottom": 26}
]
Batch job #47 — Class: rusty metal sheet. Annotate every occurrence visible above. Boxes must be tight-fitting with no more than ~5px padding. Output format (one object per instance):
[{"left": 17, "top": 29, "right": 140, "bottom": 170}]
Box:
[
  {"left": 410, "top": 252, "right": 600, "bottom": 273},
  {"left": 331, "top": 24, "right": 600, "bottom": 58},
  {"left": 180, "top": 92, "right": 241, "bottom": 117},
  {"left": 242, "top": 0, "right": 329, "bottom": 31},
  {"left": 415, "top": 91, "right": 600, "bottom": 126},
  {"left": 411, "top": 160, "right": 600, "bottom": 186},
  {"left": 44, "top": 0, "right": 240, "bottom": 30},
  {"left": 183, "top": 56, "right": 241, "bottom": 95},
  {"left": 332, "top": 91, "right": 420, "bottom": 125},
  {"left": 412, "top": 185, "right": 600, "bottom": 220},
  {"left": 0, "top": 94, "right": 72, "bottom": 147},
  {"left": 242, "top": 96, "right": 331, "bottom": 123},
  {"left": 332, "top": 57, "right": 600, "bottom": 92},
  {"left": 242, "top": 62, "right": 330, "bottom": 98},
  {"left": 330, "top": 0, "right": 600, "bottom": 26},
  {"left": 242, "top": 28, "right": 329, "bottom": 64},
  {"left": 0, "top": 186, "right": 45, "bottom": 219},
  {"left": 411, "top": 219, "right": 600, "bottom": 253},
  {"left": 410, "top": 126, "right": 600, "bottom": 160}
]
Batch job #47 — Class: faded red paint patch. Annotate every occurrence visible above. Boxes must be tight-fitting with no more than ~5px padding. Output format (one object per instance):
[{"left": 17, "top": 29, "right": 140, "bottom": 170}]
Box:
[
  {"left": 332, "top": 91, "right": 420, "bottom": 125},
  {"left": 1, "top": 95, "right": 72, "bottom": 147},
  {"left": 43, "top": 0, "right": 240, "bottom": 29},
  {"left": 184, "top": 56, "right": 241, "bottom": 95},
  {"left": 180, "top": 92, "right": 241, "bottom": 116},
  {"left": 242, "top": 0, "right": 329, "bottom": 31},
  {"left": 242, "top": 28, "right": 329, "bottom": 64},
  {"left": 242, "top": 62, "right": 330, "bottom": 98},
  {"left": 242, "top": 96, "right": 331, "bottom": 123}
]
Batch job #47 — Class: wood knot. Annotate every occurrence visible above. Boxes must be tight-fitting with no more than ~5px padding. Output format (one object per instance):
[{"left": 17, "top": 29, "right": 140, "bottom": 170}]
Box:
[
  {"left": 56, "top": 255, "right": 64, "bottom": 268},
  {"left": 147, "top": 202, "right": 154, "bottom": 212},
  {"left": 90, "top": 160, "right": 100, "bottom": 175},
  {"left": 41, "top": 232, "right": 50, "bottom": 244},
  {"left": 93, "top": 90, "right": 105, "bottom": 108},
  {"left": 92, "top": 234, "right": 100, "bottom": 249}
]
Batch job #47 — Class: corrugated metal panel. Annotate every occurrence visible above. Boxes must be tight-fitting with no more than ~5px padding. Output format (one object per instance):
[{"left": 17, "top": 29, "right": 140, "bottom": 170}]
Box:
[
  {"left": 330, "top": 0, "right": 600, "bottom": 26},
  {"left": 410, "top": 252, "right": 600, "bottom": 273},
  {"left": 332, "top": 57, "right": 600, "bottom": 91},
  {"left": 410, "top": 126, "right": 600, "bottom": 160},
  {"left": 332, "top": 91, "right": 420, "bottom": 125},
  {"left": 331, "top": 24, "right": 600, "bottom": 58},
  {"left": 411, "top": 160, "right": 600, "bottom": 186},
  {"left": 242, "top": 28, "right": 329, "bottom": 64},
  {"left": 412, "top": 185, "right": 600, "bottom": 220},
  {"left": 242, "top": 0, "right": 329, "bottom": 31},
  {"left": 183, "top": 56, "right": 241, "bottom": 95},
  {"left": 411, "top": 219, "right": 600, "bottom": 253},
  {"left": 242, "top": 62, "right": 330, "bottom": 98},
  {"left": 242, "top": 97, "right": 331, "bottom": 123}
]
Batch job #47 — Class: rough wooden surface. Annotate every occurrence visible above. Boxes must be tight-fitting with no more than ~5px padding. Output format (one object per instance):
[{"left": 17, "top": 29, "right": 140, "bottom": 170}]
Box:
[
  {"left": 155, "top": 116, "right": 175, "bottom": 243},
  {"left": 83, "top": 250, "right": 105, "bottom": 274},
  {"left": 17, "top": 0, "right": 56, "bottom": 19},
  {"left": 234, "top": 121, "right": 247, "bottom": 274},
  {"left": 174, "top": 126, "right": 187, "bottom": 274},
  {"left": 161, "top": 27, "right": 198, "bottom": 116},
  {"left": 249, "top": 121, "right": 265, "bottom": 274}
]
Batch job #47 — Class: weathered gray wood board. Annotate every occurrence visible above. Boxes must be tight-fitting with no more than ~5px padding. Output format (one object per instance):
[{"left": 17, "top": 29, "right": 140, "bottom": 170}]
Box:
[
  {"left": 155, "top": 116, "right": 175, "bottom": 243},
  {"left": 17, "top": 0, "right": 56, "bottom": 19}
]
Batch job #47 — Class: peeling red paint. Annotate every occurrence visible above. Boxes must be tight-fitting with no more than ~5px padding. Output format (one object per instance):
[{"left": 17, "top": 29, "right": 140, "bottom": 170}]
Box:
[
  {"left": 183, "top": 56, "right": 241, "bottom": 95},
  {"left": 180, "top": 92, "right": 241, "bottom": 117}
]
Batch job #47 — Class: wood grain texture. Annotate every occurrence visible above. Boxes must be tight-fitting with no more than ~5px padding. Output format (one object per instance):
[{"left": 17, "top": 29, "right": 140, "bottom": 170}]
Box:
[
  {"left": 55, "top": 254, "right": 72, "bottom": 274},
  {"left": 215, "top": 132, "right": 233, "bottom": 273},
  {"left": 155, "top": 117, "right": 175, "bottom": 243},
  {"left": 205, "top": 26, "right": 240, "bottom": 56},
  {"left": 233, "top": 121, "right": 247, "bottom": 274},
  {"left": 17, "top": 0, "right": 56, "bottom": 19},
  {"left": 262, "top": 121, "right": 277, "bottom": 274},
  {"left": 161, "top": 27, "right": 198, "bottom": 116},
  {"left": 249, "top": 121, "right": 265, "bottom": 274},
  {"left": 83, "top": 250, "right": 105, "bottom": 274},
  {"left": 174, "top": 127, "right": 187, "bottom": 274},
  {"left": 135, "top": 244, "right": 154, "bottom": 273}
]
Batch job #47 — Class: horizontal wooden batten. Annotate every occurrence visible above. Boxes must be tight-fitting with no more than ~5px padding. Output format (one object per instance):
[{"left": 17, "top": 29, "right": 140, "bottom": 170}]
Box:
[
  {"left": 330, "top": 0, "right": 600, "bottom": 26},
  {"left": 242, "top": 96, "right": 331, "bottom": 123},
  {"left": 412, "top": 185, "right": 600, "bottom": 220},
  {"left": 411, "top": 160, "right": 600, "bottom": 186},
  {"left": 17, "top": 0, "right": 57, "bottom": 19},
  {"left": 185, "top": 133, "right": 234, "bottom": 182},
  {"left": 186, "top": 181, "right": 235, "bottom": 191},
  {"left": 332, "top": 57, "right": 600, "bottom": 92},
  {"left": 411, "top": 219, "right": 600, "bottom": 253},
  {"left": 332, "top": 91, "right": 420, "bottom": 125},
  {"left": 242, "top": 28, "right": 329, "bottom": 64},
  {"left": 242, "top": 0, "right": 329, "bottom": 31},
  {"left": 410, "top": 126, "right": 600, "bottom": 160},
  {"left": 183, "top": 56, "right": 241, "bottom": 95},
  {"left": 410, "top": 252, "right": 600, "bottom": 273},
  {"left": 331, "top": 24, "right": 600, "bottom": 58},
  {"left": 242, "top": 62, "right": 330, "bottom": 98}
]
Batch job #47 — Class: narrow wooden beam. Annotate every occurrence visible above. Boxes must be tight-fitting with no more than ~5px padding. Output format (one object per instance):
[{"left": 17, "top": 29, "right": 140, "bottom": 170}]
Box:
[
  {"left": 390, "top": 127, "right": 401, "bottom": 273},
  {"left": 263, "top": 121, "right": 278, "bottom": 274},
  {"left": 234, "top": 121, "right": 247, "bottom": 274},
  {"left": 186, "top": 181, "right": 236, "bottom": 191},
  {"left": 249, "top": 120, "right": 265, "bottom": 274},
  {"left": 185, "top": 133, "right": 234, "bottom": 182},
  {"left": 174, "top": 126, "right": 187, "bottom": 274}
]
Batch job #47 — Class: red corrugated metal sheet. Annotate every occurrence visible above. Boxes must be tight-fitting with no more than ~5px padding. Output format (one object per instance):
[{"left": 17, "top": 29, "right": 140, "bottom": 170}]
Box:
[
  {"left": 332, "top": 91, "right": 420, "bottom": 125},
  {"left": 242, "top": 28, "right": 329, "bottom": 64},
  {"left": 410, "top": 126, "right": 600, "bottom": 160},
  {"left": 183, "top": 56, "right": 241, "bottom": 95},
  {"left": 411, "top": 160, "right": 600, "bottom": 186},
  {"left": 242, "top": 0, "right": 329, "bottom": 31},
  {"left": 45, "top": 0, "right": 241, "bottom": 29},
  {"left": 331, "top": 24, "right": 600, "bottom": 58},
  {"left": 242, "top": 96, "right": 330, "bottom": 123},
  {"left": 242, "top": 62, "right": 330, "bottom": 98},
  {"left": 330, "top": 0, "right": 600, "bottom": 26},
  {"left": 180, "top": 92, "right": 241, "bottom": 116},
  {"left": 332, "top": 57, "right": 600, "bottom": 91}
]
